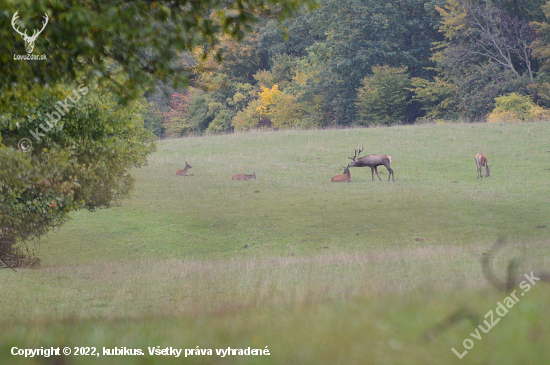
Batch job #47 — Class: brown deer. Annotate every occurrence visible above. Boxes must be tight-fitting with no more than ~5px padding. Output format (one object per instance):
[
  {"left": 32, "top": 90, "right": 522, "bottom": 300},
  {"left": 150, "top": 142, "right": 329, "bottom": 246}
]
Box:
[
  {"left": 232, "top": 172, "right": 256, "bottom": 180},
  {"left": 348, "top": 147, "right": 394, "bottom": 182},
  {"left": 475, "top": 153, "right": 490, "bottom": 178},
  {"left": 331, "top": 166, "right": 352, "bottom": 182},
  {"left": 176, "top": 162, "right": 192, "bottom": 176}
]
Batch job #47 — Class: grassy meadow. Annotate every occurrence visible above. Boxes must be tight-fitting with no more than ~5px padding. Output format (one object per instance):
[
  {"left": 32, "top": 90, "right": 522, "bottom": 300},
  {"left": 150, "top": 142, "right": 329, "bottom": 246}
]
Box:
[{"left": 1, "top": 121, "right": 550, "bottom": 364}]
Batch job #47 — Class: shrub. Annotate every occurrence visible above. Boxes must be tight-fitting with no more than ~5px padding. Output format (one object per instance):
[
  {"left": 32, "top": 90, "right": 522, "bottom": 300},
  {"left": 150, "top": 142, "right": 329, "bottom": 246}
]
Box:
[{"left": 487, "top": 93, "right": 550, "bottom": 123}]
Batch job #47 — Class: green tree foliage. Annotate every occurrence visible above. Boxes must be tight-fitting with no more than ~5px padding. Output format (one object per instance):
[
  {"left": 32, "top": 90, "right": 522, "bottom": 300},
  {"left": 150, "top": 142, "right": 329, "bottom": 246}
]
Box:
[
  {"left": 292, "top": 0, "right": 444, "bottom": 124},
  {"left": 191, "top": 0, "right": 446, "bottom": 127},
  {"left": 412, "top": 77, "right": 460, "bottom": 120},
  {"left": 270, "top": 92, "right": 316, "bottom": 128},
  {"left": 355, "top": 66, "right": 412, "bottom": 126},
  {"left": 253, "top": 53, "right": 298, "bottom": 91},
  {"left": 212, "top": 30, "right": 269, "bottom": 84},
  {"left": 164, "top": 92, "right": 195, "bottom": 136},
  {"left": 182, "top": 92, "right": 213, "bottom": 133},
  {"left": 531, "top": 2, "right": 550, "bottom": 72},
  {"left": 187, "top": 0, "right": 550, "bottom": 126},
  {"left": 528, "top": 1, "right": 550, "bottom": 108},
  {"left": 231, "top": 99, "right": 264, "bottom": 131},
  {"left": 455, "top": 63, "right": 529, "bottom": 120},
  {"left": 204, "top": 102, "right": 234, "bottom": 133},
  {"left": 494, "top": 0, "right": 546, "bottom": 20},
  {"left": 415, "top": 0, "right": 541, "bottom": 120},
  {"left": 0, "top": 0, "right": 314, "bottom": 115},
  {"left": 144, "top": 101, "right": 166, "bottom": 138},
  {"left": 0, "top": 84, "right": 155, "bottom": 264},
  {"left": 436, "top": 0, "right": 536, "bottom": 82}
]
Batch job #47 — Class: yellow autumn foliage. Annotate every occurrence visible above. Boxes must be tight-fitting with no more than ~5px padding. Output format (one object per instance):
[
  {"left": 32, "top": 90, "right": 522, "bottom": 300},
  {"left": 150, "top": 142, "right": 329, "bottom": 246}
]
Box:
[{"left": 487, "top": 93, "right": 550, "bottom": 123}]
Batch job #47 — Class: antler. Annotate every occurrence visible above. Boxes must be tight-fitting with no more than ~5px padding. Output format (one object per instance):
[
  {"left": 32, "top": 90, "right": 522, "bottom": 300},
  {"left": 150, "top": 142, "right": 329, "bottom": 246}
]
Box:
[
  {"left": 348, "top": 147, "right": 363, "bottom": 160},
  {"left": 11, "top": 11, "right": 48, "bottom": 40},
  {"left": 11, "top": 11, "right": 28, "bottom": 37},
  {"left": 29, "top": 14, "right": 49, "bottom": 40}
]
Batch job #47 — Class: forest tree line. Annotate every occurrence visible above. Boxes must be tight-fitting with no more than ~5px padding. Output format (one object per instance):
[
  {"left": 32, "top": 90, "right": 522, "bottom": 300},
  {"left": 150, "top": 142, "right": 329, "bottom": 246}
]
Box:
[{"left": 146, "top": 0, "right": 550, "bottom": 137}]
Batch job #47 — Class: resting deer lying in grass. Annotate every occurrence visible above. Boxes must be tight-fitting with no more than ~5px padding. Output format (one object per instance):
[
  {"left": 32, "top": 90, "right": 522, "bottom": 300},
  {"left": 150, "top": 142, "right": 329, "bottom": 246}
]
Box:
[
  {"left": 348, "top": 147, "right": 394, "bottom": 182},
  {"left": 476, "top": 154, "right": 490, "bottom": 178},
  {"left": 331, "top": 166, "right": 352, "bottom": 182},
  {"left": 176, "top": 162, "right": 192, "bottom": 176},
  {"left": 232, "top": 172, "right": 256, "bottom": 180}
]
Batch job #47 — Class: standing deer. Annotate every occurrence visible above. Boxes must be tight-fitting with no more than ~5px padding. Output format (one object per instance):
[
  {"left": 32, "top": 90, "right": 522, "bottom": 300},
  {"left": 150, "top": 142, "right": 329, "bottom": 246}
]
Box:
[
  {"left": 475, "top": 153, "right": 490, "bottom": 178},
  {"left": 348, "top": 147, "right": 394, "bottom": 182},
  {"left": 11, "top": 11, "right": 49, "bottom": 54},
  {"left": 176, "top": 162, "right": 192, "bottom": 176},
  {"left": 232, "top": 172, "right": 256, "bottom": 180},
  {"left": 331, "top": 166, "right": 352, "bottom": 182}
]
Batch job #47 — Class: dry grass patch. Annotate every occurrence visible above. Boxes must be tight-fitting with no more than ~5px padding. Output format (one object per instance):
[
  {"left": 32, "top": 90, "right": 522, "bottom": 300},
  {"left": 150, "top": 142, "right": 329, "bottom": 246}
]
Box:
[{"left": 2, "top": 240, "right": 548, "bottom": 323}]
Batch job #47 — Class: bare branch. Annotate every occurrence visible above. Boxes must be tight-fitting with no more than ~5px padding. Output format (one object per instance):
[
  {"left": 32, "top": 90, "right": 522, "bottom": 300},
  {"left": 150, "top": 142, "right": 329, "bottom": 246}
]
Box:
[{"left": 446, "top": 0, "right": 535, "bottom": 81}]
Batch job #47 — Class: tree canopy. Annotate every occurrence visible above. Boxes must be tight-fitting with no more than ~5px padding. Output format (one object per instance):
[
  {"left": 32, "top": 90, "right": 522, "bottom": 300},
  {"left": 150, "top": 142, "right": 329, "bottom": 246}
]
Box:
[{"left": 150, "top": 0, "right": 550, "bottom": 135}]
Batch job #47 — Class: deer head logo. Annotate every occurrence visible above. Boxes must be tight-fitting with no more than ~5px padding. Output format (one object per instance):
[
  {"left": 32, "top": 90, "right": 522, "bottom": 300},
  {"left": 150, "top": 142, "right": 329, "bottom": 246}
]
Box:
[{"left": 11, "top": 11, "right": 49, "bottom": 54}]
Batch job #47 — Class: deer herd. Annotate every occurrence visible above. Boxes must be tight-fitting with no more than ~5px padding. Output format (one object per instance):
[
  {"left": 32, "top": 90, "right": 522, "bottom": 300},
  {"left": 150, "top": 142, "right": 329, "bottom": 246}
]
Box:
[{"left": 176, "top": 148, "right": 490, "bottom": 182}]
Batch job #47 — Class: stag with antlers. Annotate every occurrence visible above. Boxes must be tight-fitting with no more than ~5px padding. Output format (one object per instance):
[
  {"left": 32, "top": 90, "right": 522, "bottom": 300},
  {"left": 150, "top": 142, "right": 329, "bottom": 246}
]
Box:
[
  {"left": 347, "top": 147, "right": 394, "bottom": 182},
  {"left": 11, "top": 11, "right": 49, "bottom": 54}
]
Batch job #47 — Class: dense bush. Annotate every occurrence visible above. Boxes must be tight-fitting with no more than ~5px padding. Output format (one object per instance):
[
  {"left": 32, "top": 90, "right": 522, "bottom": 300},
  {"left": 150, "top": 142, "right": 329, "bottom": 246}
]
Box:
[{"left": 488, "top": 93, "right": 550, "bottom": 122}]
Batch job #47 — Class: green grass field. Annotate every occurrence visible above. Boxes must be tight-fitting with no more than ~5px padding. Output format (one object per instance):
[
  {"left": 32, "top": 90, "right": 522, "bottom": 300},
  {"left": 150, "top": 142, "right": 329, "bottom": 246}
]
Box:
[{"left": 1, "top": 121, "right": 549, "bottom": 364}]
